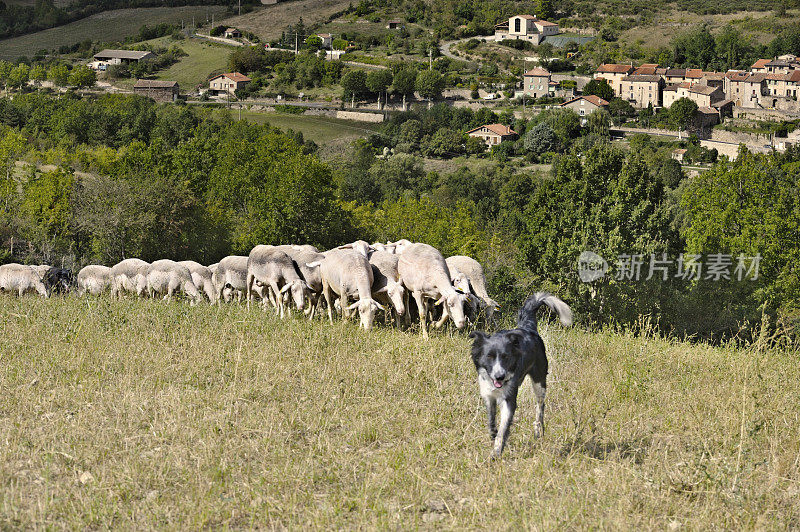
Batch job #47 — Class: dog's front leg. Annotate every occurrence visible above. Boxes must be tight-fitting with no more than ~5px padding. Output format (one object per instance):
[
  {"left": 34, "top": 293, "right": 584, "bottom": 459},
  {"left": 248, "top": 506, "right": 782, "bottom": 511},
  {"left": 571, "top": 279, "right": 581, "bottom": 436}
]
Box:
[
  {"left": 484, "top": 397, "right": 497, "bottom": 440},
  {"left": 491, "top": 396, "right": 516, "bottom": 459},
  {"left": 478, "top": 374, "right": 497, "bottom": 439}
]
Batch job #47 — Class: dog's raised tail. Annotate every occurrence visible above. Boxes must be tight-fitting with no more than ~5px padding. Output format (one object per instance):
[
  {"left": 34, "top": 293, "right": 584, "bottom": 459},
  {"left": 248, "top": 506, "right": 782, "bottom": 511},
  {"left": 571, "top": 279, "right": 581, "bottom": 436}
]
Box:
[{"left": 517, "top": 292, "right": 573, "bottom": 332}]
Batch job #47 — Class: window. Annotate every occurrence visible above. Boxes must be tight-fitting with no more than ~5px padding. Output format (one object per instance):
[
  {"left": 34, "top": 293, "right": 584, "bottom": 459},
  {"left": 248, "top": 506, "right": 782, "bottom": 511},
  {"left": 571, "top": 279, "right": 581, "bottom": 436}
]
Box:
[{"left": 515, "top": 18, "right": 521, "bottom": 32}]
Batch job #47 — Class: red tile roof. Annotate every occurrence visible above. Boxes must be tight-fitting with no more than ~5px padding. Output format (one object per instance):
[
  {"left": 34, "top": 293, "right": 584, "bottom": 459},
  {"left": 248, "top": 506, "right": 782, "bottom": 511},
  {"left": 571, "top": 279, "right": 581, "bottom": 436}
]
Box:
[
  {"left": 560, "top": 95, "right": 609, "bottom": 107},
  {"left": 212, "top": 72, "right": 251, "bottom": 82},
  {"left": 686, "top": 68, "right": 704, "bottom": 78},
  {"left": 466, "top": 123, "right": 518, "bottom": 136},
  {"left": 633, "top": 66, "right": 657, "bottom": 76},
  {"left": 516, "top": 14, "right": 537, "bottom": 19},
  {"left": 535, "top": 20, "right": 558, "bottom": 26},
  {"left": 622, "top": 74, "right": 661, "bottom": 83},
  {"left": 689, "top": 84, "right": 719, "bottom": 95},
  {"left": 524, "top": 67, "right": 550, "bottom": 77},
  {"left": 751, "top": 59, "right": 770, "bottom": 70},
  {"left": 597, "top": 63, "right": 634, "bottom": 74}
]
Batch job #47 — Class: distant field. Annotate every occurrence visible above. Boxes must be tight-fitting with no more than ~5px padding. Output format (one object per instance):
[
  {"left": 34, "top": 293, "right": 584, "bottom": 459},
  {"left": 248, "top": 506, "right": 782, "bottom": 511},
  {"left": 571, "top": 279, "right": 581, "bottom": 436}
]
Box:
[
  {"left": 619, "top": 9, "right": 800, "bottom": 50},
  {"left": 217, "top": 0, "right": 353, "bottom": 41},
  {"left": 0, "top": 5, "right": 230, "bottom": 60},
  {"left": 241, "top": 110, "right": 381, "bottom": 144},
  {"left": 1, "top": 296, "right": 798, "bottom": 528}
]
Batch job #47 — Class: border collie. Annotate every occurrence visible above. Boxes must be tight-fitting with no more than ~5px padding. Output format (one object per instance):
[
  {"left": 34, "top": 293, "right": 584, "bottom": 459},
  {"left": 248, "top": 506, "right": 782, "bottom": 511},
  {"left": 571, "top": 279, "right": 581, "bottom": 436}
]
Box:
[{"left": 469, "top": 292, "right": 572, "bottom": 458}]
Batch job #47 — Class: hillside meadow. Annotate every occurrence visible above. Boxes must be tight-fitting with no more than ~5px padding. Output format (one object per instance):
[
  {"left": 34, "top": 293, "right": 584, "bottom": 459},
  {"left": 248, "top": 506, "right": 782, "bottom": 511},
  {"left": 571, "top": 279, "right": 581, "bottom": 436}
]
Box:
[
  {"left": 1, "top": 295, "right": 798, "bottom": 528},
  {"left": 0, "top": 6, "right": 230, "bottom": 60},
  {"left": 111, "top": 36, "right": 232, "bottom": 92}
]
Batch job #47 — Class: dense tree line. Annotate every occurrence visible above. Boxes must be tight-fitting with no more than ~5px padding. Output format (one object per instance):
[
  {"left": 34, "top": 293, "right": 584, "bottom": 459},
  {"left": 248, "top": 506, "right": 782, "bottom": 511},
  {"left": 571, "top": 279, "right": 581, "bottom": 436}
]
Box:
[{"left": 1, "top": 92, "right": 798, "bottom": 340}]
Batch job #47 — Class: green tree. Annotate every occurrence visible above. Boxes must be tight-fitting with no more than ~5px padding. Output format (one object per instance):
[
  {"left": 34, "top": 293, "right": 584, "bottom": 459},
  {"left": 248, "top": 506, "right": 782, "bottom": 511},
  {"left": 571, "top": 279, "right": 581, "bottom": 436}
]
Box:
[
  {"left": 305, "top": 35, "right": 323, "bottom": 50},
  {"left": 7, "top": 63, "right": 30, "bottom": 89},
  {"left": 368, "top": 153, "right": 425, "bottom": 200},
  {"left": 29, "top": 63, "right": 47, "bottom": 87},
  {"left": 0, "top": 60, "right": 12, "bottom": 92},
  {"left": 393, "top": 68, "right": 417, "bottom": 109},
  {"left": 366, "top": 69, "right": 393, "bottom": 104},
  {"left": 518, "top": 144, "right": 678, "bottom": 329},
  {"left": 0, "top": 129, "right": 26, "bottom": 182},
  {"left": 422, "top": 128, "right": 463, "bottom": 157},
  {"left": 538, "top": 108, "right": 581, "bottom": 151},
  {"left": 346, "top": 196, "right": 486, "bottom": 258},
  {"left": 535, "top": 0, "right": 554, "bottom": 21},
  {"left": 608, "top": 97, "right": 636, "bottom": 124},
  {"left": 47, "top": 64, "right": 69, "bottom": 87},
  {"left": 586, "top": 110, "right": 611, "bottom": 137},
  {"left": 398, "top": 119, "right": 423, "bottom": 149},
  {"left": 415, "top": 69, "right": 444, "bottom": 101},
  {"left": 681, "top": 150, "right": 800, "bottom": 336},
  {"left": 228, "top": 46, "right": 269, "bottom": 74},
  {"left": 20, "top": 167, "right": 75, "bottom": 250},
  {"left": 341, "top": 69, "right": 368, "bottom": 105},
  {"left": 714, "top": 25, "right": 753, "bottom": 71},
  {"left": 671, "top": 24, "right": 717, "bottom": 69},
  {"left": 68, "top": 65, "right": 96, "bottom": 88},
  {"left": 524, "top": 122, "right": 558, "bottom": 154},
  {"left": 332, "top": 38, "right": 348, "bottom": 51},
  {"left": 670, "top": 97, "right": 698, "bottom": 131},
  {"left": 583, "top": 78, "right": 614, "bottom": 100},
  {"left": 208, "top": 126, "right": 353, "bottom": 251}
]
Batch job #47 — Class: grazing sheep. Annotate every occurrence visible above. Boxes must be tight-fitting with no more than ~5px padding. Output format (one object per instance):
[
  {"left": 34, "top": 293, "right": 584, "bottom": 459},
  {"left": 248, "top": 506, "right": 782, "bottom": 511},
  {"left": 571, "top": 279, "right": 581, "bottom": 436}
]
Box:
[
  {"left": 178, "top": 260, "right": 217, "bottom": 304},
  {"left": 386, "top": 239, "right": 414, "bottom": 254},
  {"left": 397, "top": 243, "right": 469, "bottom": 338},
  {"left": 447, "top": 263, "right": 471, "bottom": 294},
  {"left": 308, "top": 248, "right": 384, "bottom": 330},
  {"left": 246, "top": 245, "right": 307, "bottom": 318},
  {"left": 276, "top": 245, "right": 325, "bottom": 319},
  {"left": 110, "top": 258, "right": 149, "bottom": 298},
  {"left": 77, "top": 265, "right": 112, "bottom": 296},
  {"left": 337, "top": 240, "right": 373, "bottom": 258},
  {"left": 146, "top": 259, "right": 202, "bottom": 303},
  {"left": 368, "top": 250, "right": 406, "bottom": 322},
  {"left": 446, "top": 255, "right": 500, "bottom": 323},
  {"left": 289, "top": 244, "right": 320, "bottom": 254},
  {"left": 0, "top": 263, "right": 49, "bottom": 297},
  {"left": 213, "top": 256, "right": 249, "bottom": 304}
]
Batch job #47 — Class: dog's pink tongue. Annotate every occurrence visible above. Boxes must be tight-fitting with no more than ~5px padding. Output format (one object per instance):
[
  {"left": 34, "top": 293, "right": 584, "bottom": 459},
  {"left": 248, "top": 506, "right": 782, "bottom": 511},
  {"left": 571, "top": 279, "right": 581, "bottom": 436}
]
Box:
[{"left": 493, "top": 380, "right": 503, "bottom": 388}]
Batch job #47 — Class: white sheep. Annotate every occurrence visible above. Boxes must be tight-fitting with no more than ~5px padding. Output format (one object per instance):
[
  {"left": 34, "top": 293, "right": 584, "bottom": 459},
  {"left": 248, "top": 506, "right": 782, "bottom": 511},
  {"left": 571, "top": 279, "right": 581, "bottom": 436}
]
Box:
[
  {"left": 308, "top": 248, "right": 384, "bottom": 330},
  {"left": 397, "top": 243, "right": 469, "bottom": 338},
  {"left": 77, "top": 265, "right": 112, "bottom": 296}
]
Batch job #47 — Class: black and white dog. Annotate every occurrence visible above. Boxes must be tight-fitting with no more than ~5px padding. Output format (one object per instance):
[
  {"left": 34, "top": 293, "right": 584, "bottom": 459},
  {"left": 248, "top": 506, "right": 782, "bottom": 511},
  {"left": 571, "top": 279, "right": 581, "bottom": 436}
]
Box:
[{"left": 469, "top": 292, "right": 572, "bottom": 458}]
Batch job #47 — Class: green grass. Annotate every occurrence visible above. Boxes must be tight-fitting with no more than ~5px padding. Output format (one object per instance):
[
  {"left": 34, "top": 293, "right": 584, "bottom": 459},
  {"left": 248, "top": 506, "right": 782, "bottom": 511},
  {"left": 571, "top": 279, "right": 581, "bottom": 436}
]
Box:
[
  {"left": 240, "top": 110, "right": 381, "bottom": 144},
  {"left": 153, "top": 37, "right": 232, "bottom": 91},
  {"left": 0, "top": 5, "right": 230, "bottom": 60},
  {"left": 1, "top": 295, "right": 799, "bottom": 528}
]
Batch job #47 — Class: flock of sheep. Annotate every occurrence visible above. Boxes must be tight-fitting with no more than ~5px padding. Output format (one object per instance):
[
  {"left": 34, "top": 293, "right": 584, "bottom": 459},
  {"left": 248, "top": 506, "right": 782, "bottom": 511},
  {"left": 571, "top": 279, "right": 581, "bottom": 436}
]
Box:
[{"left": 0, "top": 240, "right": 499, "bottom": 337}]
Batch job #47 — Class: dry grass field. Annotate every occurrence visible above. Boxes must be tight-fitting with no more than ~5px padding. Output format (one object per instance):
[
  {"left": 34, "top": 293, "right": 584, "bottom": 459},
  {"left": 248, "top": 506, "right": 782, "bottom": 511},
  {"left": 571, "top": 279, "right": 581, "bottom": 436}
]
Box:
[
  {"left": 0, "top": 6, "right": 230, "bottom": 60},
  {"left": 241, "top": 110, "right": 381, "bottom": 144},
  {"left": 217, "top": 0, "right": 354, "bottom": 42},
  {"left": 1, "top": 295, "right": 799, "bottom": 528},
  {"left": 619, "top": 9, "right": 800, "bottom": 50}
]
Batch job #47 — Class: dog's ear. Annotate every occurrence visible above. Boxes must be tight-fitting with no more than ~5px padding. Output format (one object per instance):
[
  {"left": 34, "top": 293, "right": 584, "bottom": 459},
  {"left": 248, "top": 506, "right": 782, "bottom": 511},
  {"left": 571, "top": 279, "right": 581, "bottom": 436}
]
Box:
[
  {"left": 507, "top": 331, "right": 525, "bottom": 350},
  {"left": 468, "top": 331, "right": 488, "bottom": 345}
]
